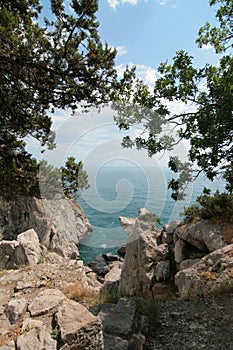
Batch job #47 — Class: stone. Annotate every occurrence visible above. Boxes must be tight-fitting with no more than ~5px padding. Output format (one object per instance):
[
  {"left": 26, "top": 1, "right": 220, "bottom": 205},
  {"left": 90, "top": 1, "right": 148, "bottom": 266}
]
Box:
[
  {"left": 119, "top": 215, "right": 168, "bottom": 297},
  {"left": 174, "top": 239, "right": 186, "bottom": 264},
  {"left": 5, "top": 298, "right": 28, "bottom": 324},
  {"left": 17, "top": 318, "right": 57, "bottom": 350},
  {"left": 17, "top": 229, "right": 43, "bottom": 265},
  {"left": 103, "top": 298, "right": 136, "bottom": 338},
  {"left": 117, "top": 245, "right": 126, "bottom": 258},
  {"left": 155, "top": 260, "right": 170, "bottom": 282},
  {"left": 0, "top": 196, "right": 92, "bottom": 258},
  {"left": 128, "top": 333, "right": 146, "bottom": 350},
  {"left": 55, "top": 299, "right": 104, "bottom": 350},
  {"left": 102, "top": 253, "right": 119, "bottom": 262},
  {"left": 174, "top": 219, "right": 227, "bottom": 252},
  {"left": 175, "top": 244, "right": 233, "bottom": 297},
  {"left": 179, "top": 258, "right": 201, "bottom": 271},
  {"left": 119, "top": 216, "right": 136, "bottom": 236},
  {"left": 104, "top": 334, "right": 129, "bottom": 350},
  {"left": 28, "top": 289, "right": 67, "bottom": 316},
  {"left": 104, "top": 265, "right": 122, "bottom": 283}
]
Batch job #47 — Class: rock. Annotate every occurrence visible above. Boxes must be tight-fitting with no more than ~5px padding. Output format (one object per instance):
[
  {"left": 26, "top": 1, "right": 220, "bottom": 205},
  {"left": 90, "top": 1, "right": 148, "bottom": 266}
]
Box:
[
  {"left": 179, "top": 258, "right": 201, "bottom": 271},
  {"left": 0, "top": 341, "right": 15, "bottom": 350},
  {"left": 175, "top": 244, "right": 233, "bottom": 297},
  {"left": 174, "top": 219, "right": 227, "bottom": 252},
  {"left": 28, "top": 289, "right": 67, "bottom": 317},
  {"left": 102, "top": 298, "right": 136, "bottom": 338},
  {"left": 102, "top": 253, "right": 119, "bottom": 262},
  {"left": 117, "top": 245, "right": 126, "bottom": 258},
  {"left": 0, "top": 229, "right": 44, "bottom": 269},
  {"left": 119, "top": 216, "right": 168, "bottom": 297},
  {"left": 155, "top": 260, "right": 170, "bottom": 282},
  {"left": 17, "top": 318, "right": 57, "bottom": 350},
  {"left": 5, "top": 298, "right": 28, "bottom": 324},
  {"left": 104, "top": 265, "right": 122, "bottom": 283},
  {"left": 0, "top": 196, "right": 92, "bottom": 258},
  {"left": 17, "top": 229, "right": 43, "bottom": 265},
  {"left": 104, "top": 333, "right": 129, "bottom": 350},
  {"left": 128, "top": 333, "right": 146, "bottom": 350},
  {"left": 101, "top": 280, "right": 119, "bottom": 295},
  {"left": 55, "top": 299, "right": 104, "bottom": 349},
  {"left": 174, "top": 239, "right": 186, "bottom": 264},
  {"left": 119, "top": 216, "right": 136, "bottom": 236}
]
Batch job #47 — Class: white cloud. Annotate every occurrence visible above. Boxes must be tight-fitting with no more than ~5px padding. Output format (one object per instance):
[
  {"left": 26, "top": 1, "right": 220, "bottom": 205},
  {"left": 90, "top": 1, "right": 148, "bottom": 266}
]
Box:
[
  {"left": 116, "top": 46, "right": 127, "bottom": 57},
  {"left": 200, "top": 43, "right": 212, "bottom": 51},
  {"left": 107, "top": 0, "right": 178, "bottom": 9},
  {"left": 108, "top": 0, "right": 119, "bottom": 9},
  {"left": 122, "top": 0, "right": 139, "bottom": 5}
]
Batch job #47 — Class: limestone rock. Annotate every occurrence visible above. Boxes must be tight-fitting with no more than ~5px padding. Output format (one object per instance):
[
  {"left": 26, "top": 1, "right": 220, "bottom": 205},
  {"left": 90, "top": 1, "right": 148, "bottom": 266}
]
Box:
[
  {"left": 119, "top": 216, "right": 136, "bottom": 236},
  {"left": 0, "top": 196, "right": 92, "bottom": 258},
  {"left": 119, "top": 216, "right": 167, "bottom": 297},
  {"left": 28, "top": 289, "right": 67, "bottom": 317},
  {"left": 174, "top": 219, "right": 227, "bottom": 252},
  {"left": 5, "top": 298, "right": 28, "bottom": 324},
  {"left": 104, "top": 334, "right": 129, "bottom": 350},
  {"left": 101, "top": 298, "right": 136, "bottom": 338},
  {"left": 55, "top": 299, "right": 104, "bottom": 350},
  {"left": 175, "top": 244, "right": 233, "bottom": 297},
  {"left": 174, "top": 239, "right": 186, "bottom": 264},
  {"left": 0, "top": 229, "right": 43, "bottom": 269},
  {"left": 179, "top": 258, "right": 201, "bottom": 271},
  {"left": 155, "top": 260, "right": 170, "bottom": 282},
  {"left": 17, "top": 318, "right": 57, "bottom": 350}
]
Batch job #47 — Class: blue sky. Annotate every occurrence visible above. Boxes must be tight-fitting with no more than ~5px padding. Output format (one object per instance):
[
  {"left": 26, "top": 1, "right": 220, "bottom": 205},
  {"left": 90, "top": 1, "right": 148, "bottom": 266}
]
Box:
[{"left": 35, "top": 0, "right": 220, "bottom": 171}]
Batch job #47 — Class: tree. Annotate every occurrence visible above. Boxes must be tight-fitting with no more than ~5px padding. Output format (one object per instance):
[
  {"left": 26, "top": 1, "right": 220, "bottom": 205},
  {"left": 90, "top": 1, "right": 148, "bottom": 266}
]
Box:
[
  {"left": 0, "top": 0, "right": 119, "bottom": 198},
  {"left": 61, "top": 157, "right": 89, "bottom": 198},
  {"left": 113, "top": 0, "right": 233, "bottom": 199}
]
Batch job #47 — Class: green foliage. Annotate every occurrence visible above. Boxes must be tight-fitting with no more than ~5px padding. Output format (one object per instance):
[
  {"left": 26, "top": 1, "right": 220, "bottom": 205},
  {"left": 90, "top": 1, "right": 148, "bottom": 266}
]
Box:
[
  {"left": 61, "top": 157, "right": 89, "bottom": 198},
  {"left": 139, "top": 212, "right": 161, "bottom": 225},
  {"left": 113, "top": 0, "right": 233, "bottom": 199},
  {"left": 51, "top": 326, "right": 61, "bottom": 341},
  {"left": 0, "top": 0, "right": 119, "bottom": 198},
  {"left": 183, "top": 191, "right": 233, "bottom": 221}
]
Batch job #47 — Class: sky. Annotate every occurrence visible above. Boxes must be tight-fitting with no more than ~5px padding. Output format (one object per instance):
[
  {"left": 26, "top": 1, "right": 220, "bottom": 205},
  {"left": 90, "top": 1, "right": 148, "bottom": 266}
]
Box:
[{"left": 35, "top": 0, "right": 220, "bottom": 172}]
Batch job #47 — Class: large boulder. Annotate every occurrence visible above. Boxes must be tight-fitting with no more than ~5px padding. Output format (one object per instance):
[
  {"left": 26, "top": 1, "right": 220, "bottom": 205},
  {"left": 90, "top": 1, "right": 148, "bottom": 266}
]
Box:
[
  {"left": 175, "top": 244, "right": 233, "bottom": 297},
  {"left": 0, "top": 229, "right": 43, "bottom": 269},
  {"left": 174, "top": 219, "right": 227, "bottom": 252},
  {"left": 55, "top": 299, "right": 104, "bottom": 350},
  {"left": 119, "top": 214, "right": 168, "bottom": 298},
  {"left": 0, "top": 196, "right": 92, "bottom": 258}
]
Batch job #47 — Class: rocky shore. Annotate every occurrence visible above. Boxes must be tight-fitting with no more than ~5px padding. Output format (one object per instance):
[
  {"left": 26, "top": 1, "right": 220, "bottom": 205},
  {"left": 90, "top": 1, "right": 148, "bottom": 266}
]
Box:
[{"left": 0, "top": 198, "right": 232, "bottom": 349}]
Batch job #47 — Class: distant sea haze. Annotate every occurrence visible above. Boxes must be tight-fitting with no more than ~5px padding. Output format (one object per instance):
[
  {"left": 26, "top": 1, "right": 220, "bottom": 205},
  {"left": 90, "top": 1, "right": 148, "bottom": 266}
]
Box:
[{"left": 78, "top": 166, "right": 226, "bottom": 264}]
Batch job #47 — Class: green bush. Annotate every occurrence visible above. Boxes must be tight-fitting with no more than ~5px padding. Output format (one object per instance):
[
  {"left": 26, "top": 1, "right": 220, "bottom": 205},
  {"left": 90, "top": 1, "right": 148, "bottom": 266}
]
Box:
[{"left": 183, "top": 191, "right": 233, "bottom": 221}]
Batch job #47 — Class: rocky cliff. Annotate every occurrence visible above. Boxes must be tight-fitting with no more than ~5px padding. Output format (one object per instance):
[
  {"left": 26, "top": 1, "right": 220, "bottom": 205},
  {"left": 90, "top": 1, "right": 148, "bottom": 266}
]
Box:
[
  {"left": 119, "top": 209, "right": 233, "bottom": 299},
  {"left": 0, "top": 196, "right": 92, "bottom": 259}
]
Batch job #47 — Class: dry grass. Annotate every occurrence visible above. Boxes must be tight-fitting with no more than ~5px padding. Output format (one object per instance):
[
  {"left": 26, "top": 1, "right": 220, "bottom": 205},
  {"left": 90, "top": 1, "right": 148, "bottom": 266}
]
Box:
[
  {"left": 62, "top": 282, "right": 99, "bottom": 305},
  {"left": 200, "top": 271, "right": 218, "bottom": 282},
  {"left": 227, "top": 267, "right": 233, "bottom": 278},
  {"left": 0, "top": 321, "right": 22, "bottom": 347}
]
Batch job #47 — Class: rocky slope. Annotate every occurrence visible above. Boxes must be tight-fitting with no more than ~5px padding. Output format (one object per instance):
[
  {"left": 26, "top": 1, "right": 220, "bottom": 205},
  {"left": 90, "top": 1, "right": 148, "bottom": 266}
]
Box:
[
  {"left": 0, "top": 202, "right": 233, "bottom": 349},
  {"left": 0, "top": 196, "right": 92, "bottom": 259}
]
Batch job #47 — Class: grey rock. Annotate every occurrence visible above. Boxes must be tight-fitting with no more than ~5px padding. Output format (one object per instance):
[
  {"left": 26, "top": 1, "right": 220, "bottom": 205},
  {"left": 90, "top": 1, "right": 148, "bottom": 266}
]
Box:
[
  {"left": 103, "top": 298, "right": 136, "bottom": 338},
  {"left": 17, "top": 318, "right": 57, "bottom": 350},
  {"left": 104, "top": 333, "right": 129, "bottom": 350},
  {"left": 0, "top": 196, "right": 92, "bottom": 258},
  {"left": 28, "top": 289, "right": 66, "bottom": 316},
  {"left": 155, "top": 260, "right": 170, "bottom": 282},
  {"left": 55, "top": 299, "right": 104, "bottom": 350},
  {"left": 5, "top": 297, "right": 28, "bottom": 324}
]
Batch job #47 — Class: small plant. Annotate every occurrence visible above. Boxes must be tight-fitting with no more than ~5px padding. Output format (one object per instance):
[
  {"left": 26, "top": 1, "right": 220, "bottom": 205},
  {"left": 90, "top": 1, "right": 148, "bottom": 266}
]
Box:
[
  {"left": 139, "top": 213, "right": 161, "bottom": 225},
  {"left": 20, "top": 324, "right": 34, "bottom": 336},
  {"left": 51, "top": 326, "right": 61, "bottom": 341},
  {"left": 183, "top": 190, "right": 233, "bottom": 222}
]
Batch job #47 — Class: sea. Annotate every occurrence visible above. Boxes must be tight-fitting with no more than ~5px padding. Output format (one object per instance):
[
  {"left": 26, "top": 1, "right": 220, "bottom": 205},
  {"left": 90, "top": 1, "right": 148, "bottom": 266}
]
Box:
[{"left": 78, "top": 165, "right": 226, "bottom": 264}]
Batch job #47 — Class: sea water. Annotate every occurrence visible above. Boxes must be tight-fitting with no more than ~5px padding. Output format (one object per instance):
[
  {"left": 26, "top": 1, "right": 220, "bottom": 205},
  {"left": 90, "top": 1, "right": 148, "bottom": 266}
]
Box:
[{"left": 78, "top": 165, "right": 226, "bottom": 264}]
